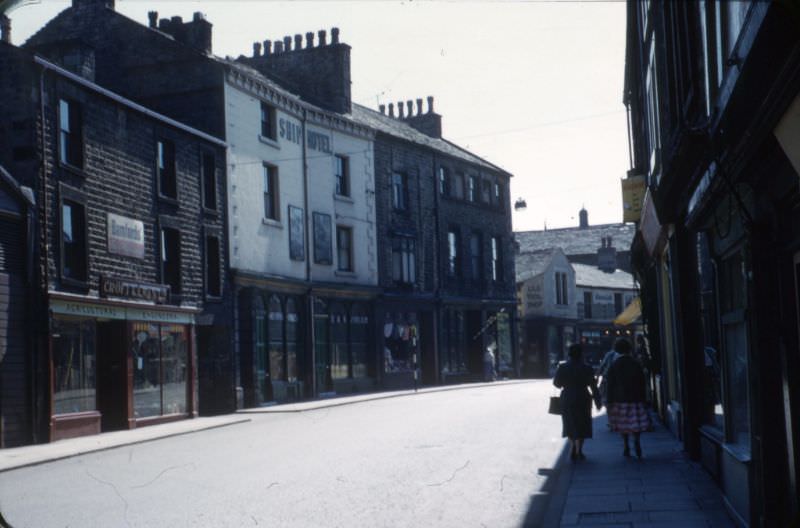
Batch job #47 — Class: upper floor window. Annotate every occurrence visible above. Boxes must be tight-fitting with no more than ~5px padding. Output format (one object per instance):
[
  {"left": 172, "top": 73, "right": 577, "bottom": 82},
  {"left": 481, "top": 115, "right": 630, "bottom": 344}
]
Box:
[
  {"left": 555, "top": 271, "right": 568, "bottom": 305},
  {"left": 469, "top": 232, "right": 483, "bottom": 281},
  {"left": 335, "top": 155, "right": 349, "bottom": 197},
  {"left": 494, "top": 182, "right": 504, "bottom": 210},
  {"left": 59, "top": 99, "right": 83, "bottom": 168},
  {"left": 161, "top": 226, "right": 181, "bottom": 294},
  {"left": 451, "top": 172, "right": 465, "bottom": 200},
  {"left": 447, "top": 229, "right": 460, "bottom": 277},
  {"left": 261, "top": 102, "right": 276, "bottom": 140},
  {"left": 467, "top": 175, "right": 477, "bottom": 202},
  {"left": 392, "top": 172, "right": 407, "bottom": 210},
  {"left": 438, "top": 167, "right": 449, "bottom": 197},
  {"left": 391, "top": 237, "right": 416, "bottom": 284},
  {"left": 583, "top": 291, "right": 592, "bottom": 318},
  {"left": 491, "top": 236, "right": 502, "bottom": 282},
  {"left": 263, "top": 163, "right": 279, "bottom": 221},
  {"left": 336, "top": 225, "right": 353, "bottom": 272},
  {"left": 157, "top": 139, "right": 177, "bottom": 199},
  {"left": 61, "top": 198, "right": 87, "bottom": 282},
  {"left": 202, "top": 152, "right": 217, "bottom": 211},
  {"left": 645, "top": 42, "right": 661, "bottom": 178},
  {"left": 205, "top": 234, "right": 221, "bottom": 298},
  {"left": 480, "top": 179, "right": 492, "bottom": 204}
]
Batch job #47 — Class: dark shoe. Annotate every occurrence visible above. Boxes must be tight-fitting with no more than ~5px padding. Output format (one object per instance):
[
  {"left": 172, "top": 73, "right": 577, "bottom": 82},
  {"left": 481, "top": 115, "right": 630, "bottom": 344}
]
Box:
[
  {"left": 635, "top": 444, "right": 642, "bottom": 459},
  {"left": 570, "top": 450, "right": 578, "bottom": 461},
  {"left": 623, "top": 446, "right": 631, "bottom": 457},
  {"left": 578, "top": 452, "right": 586, "bottom": 460}
]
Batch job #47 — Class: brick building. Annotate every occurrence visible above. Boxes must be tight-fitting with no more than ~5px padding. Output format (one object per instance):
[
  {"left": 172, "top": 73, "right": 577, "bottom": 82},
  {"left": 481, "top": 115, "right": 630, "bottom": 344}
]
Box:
[{"left": 0, "top": 37, "right": 228, "bottom": 443}]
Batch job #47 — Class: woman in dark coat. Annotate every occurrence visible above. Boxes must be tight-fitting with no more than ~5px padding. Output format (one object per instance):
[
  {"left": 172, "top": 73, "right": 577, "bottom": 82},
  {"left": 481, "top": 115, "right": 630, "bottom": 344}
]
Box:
[
  {"left": 606, "top": 337, "right": 651, "bottom": 458},
  {"left": 553, "top": 344, "right": 601, "bottom": 461}
]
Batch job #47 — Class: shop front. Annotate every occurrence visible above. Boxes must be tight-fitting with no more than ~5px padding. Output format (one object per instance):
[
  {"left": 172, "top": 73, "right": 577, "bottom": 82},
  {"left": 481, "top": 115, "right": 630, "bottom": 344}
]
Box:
[
  {"left": 49, "top": 295, "right": 197, "bottom": 441},
  {"left": 379, "top": 303, "right": 436, "bottom": 390}
]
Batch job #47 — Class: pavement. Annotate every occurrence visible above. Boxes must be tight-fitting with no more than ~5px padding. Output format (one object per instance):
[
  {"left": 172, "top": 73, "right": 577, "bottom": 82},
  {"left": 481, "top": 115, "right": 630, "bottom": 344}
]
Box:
[{"left": 544, "top": 412, "right": 737, "bottom": 528}]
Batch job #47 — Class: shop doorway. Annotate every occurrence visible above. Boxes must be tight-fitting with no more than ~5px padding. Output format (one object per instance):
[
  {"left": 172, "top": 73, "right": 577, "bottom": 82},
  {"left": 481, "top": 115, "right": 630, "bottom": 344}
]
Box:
[
  {"left": 420, "top": 312, "right": 436, "bottom": 385},
  {"left": 465, "top": 310, "right": 483, "bottom": 376}
]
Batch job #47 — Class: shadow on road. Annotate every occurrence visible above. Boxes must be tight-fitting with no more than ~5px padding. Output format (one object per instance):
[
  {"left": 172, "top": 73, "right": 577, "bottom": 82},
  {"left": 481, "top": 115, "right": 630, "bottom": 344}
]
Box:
[{"left": 519, "top": 439, "right": 571, "bottom": 527}]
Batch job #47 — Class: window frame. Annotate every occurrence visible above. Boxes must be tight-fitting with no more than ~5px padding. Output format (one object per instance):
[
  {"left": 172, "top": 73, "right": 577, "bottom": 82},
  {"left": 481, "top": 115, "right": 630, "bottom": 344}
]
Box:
[
  {"left": 334, "top": 154, "right": 350, "bottom": 197},
  {"left": 438, "top": 166, "right": 450, "bottom": 197},
  {"left": 204, "top": 229, "right": 222, "bottom": 300},
  {"left": 467, "top": 175, "right": 477, "bottom": 202},
  {"left": 469, "top": 231, "right": 483, "bottom": 281},
  {"left": 58, "top": 98, "right": 84, "bottom": 170},
  {"left": 391, "top": 172, "right": 407, "bottom": 211},
  {"left": 336, "top": 225, "right": 354, "bottom": 272},
  {"left": 156, "top": 138, "right": 178, "bottom": 201},
  {"left": 491, "top": 236, "right": 503, "bottom": 282},
  {"left": 391, "top": 236, "right": 417, "bottom": 285},
  {"left": 446, "top": 228, "right": 460, "bottom": 278},
  {"left": 555, "top": 271, "right": 569, "bottom": 306},
  {"left": 59, "top": 184, "right": 89, "bottom": 287},
  {"left": 260, "top": 101, "right": 277, "bottom": 140},
  {"left": 263, "top": 163, "right": 280, "bottom": 222},
  {"left": 201, "top": 151, "right": 217, "bottom": 213},
  {"left": 159, "top": 220, "right": 182, "bottom": 296}
]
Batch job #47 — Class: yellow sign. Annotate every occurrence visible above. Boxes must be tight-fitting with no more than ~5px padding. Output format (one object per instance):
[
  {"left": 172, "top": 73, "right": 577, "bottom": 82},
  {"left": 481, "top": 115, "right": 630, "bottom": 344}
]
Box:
[{"left": 621, "top": 175, "right": 646, "bottom": 223}]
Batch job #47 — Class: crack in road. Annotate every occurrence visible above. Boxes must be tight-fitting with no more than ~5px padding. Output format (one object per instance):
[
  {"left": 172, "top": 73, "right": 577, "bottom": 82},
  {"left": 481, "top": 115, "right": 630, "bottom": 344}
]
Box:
[
  {"left": 426, "top": 460, "right": 470, "bottom": 487},
  {"left": 85, "top": 469, "right": 131, "bottom": 528},
  {"left": 131, "top": 463, "right": 196, "bottom": 489}
]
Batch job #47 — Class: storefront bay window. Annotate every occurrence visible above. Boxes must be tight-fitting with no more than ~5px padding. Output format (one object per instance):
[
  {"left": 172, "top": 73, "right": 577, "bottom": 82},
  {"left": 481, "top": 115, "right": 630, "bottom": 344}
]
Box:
[
  {"left": 131, "top": 323, "right": 188, "bottom": 418},
  {"left": 331, "top": 303, "right": 349, "bottom": 380},
  {"left": 286, "top": 298, "right": 300, "bottom": 382},
  {"left": 350, "top": 304, "right": 369, "bottom": 378},
  {"left": 697, "top": 232, "right": 724, "bottom": 430},
  {"left": 268, "top": 296, "right": 285, "bottom": 383},
  {"left": 383, "top": 312, "right": 419, "bottom": 374},
  {"left": 53, "top": 319, "right": 96, "bottom": 414}
]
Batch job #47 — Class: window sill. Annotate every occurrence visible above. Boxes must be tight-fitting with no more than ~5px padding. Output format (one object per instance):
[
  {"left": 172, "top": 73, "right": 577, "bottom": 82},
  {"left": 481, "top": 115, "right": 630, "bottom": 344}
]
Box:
[
  {"left": 204, "top": 294, "right": 223, "bottom": 304},
  {"left": 334, "top": 194, "right": 354, "bottom": 204},
  {"left": 721, "top": 441, "right": 751, "bottom": 464},
  {"left": 59, "top": 160, "right": 88, "bottom": 179},
  {"left": 262, "top": 217, "right": 282, "bottom": 228},
  {"left": 60, "top": 275, "right": 90, "bottom": 292},
  {"left": 158, "top": 194, "right": 180, "bottom": 207},
  {"left": 258, "top": 135, "right": 280, "bottom": 149},
  {"left": 335, "top": 270, "right": 356, "bottom": 278},
  {"left": 202, "top": 207, "right": 219, "bottom": 218}
]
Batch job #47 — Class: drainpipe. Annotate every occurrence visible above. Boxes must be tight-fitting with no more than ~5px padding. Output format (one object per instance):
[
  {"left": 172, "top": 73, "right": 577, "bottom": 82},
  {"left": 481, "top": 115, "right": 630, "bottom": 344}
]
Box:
[
  {"left": 301, "top": 107, "right": 317, "bottom": 397},
  {"left": 35, "top": 64, "right": 50, "bottom": 443},
  {"left": 432, "top": 153, "right": 442, "bottom": 384}
]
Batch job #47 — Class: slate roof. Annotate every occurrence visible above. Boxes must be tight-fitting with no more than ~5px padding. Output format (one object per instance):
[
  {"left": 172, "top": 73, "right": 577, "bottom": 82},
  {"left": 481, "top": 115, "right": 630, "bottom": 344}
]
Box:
[
  {"left": 515, "top": 248, "right": 554, "bottom": 282},
  {"left": 349, "top": 103, "right": 510, "bottom": 175},
  {"left": 573, "top": 263, "right": 637, "bottom": 290},
  {"left": 515, "top": 223, "right": 635, "bottom": 256}
]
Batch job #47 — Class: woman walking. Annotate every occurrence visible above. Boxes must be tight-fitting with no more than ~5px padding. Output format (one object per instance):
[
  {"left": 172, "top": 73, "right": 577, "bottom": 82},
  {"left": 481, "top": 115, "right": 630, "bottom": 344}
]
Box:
[
  {"left": 606, "top": 337, "right": 651, "bottom": 458},
  {"left": 553, "top": 344, "right": 602, "bottom": 461}
]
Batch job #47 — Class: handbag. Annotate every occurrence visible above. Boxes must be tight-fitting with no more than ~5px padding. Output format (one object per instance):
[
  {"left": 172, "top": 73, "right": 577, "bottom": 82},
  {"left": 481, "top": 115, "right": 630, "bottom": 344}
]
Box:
[{"left": 548, "top": 395, "right": 562, "bottom": 415}]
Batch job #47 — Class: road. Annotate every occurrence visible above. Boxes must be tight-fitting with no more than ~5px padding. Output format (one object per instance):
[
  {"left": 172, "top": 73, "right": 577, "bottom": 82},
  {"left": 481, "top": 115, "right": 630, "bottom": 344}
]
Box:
[{"left": 0, "top": 381, "right": 568, "bottom": 528}]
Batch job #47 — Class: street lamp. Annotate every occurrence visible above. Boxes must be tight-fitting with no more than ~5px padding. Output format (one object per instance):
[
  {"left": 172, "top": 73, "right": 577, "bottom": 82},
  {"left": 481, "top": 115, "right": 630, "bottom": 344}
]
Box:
[{"left": 514, "top": 198, "right": 527, "bottom": 211}]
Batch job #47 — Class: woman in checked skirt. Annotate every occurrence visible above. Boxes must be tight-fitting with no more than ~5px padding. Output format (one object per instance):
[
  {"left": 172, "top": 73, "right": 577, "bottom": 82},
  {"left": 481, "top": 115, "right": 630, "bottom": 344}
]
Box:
[{"left": 606, "top": 337, "right": 651, "bottom": 458}]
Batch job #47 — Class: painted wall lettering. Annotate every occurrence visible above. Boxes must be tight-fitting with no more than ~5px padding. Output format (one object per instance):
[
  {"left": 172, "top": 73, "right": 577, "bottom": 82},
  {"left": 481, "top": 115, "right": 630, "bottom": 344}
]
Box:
[{"left": 279, "top": 118, "right": 302, "bottom": 145}]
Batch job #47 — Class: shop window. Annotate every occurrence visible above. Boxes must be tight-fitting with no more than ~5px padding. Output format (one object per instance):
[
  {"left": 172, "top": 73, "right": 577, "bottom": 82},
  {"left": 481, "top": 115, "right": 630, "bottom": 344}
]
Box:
[
  {"left": 61, "top": 199, "right": 88, "bottom": 283},
  {"left": 335, "top": 155, "right": 349, "bottom": 197},
  {"left": 160, "top": 226, "right": 181, "bottom": 294},
  {"left": 441, "top": 310, "right": 466, "bottom": 374},
  {"left": 447, "top": 228, "right": 460, "bottom": 277},
  {"left": 383, "top": 312, "right": 418, "bottom": 374},
  {"left": 392, "top": 172, "right": 407, "bottom": 210},
  {"left": 336, "top": 225, "right": 353, "bottom": 272},
  {"left": 351, "top": 304, "right": 369, "bottom": 378},
  {"left": 59, "top": 98, "right": 83, "bottom": 168},
  {"left": 261, "top": 101, "right": 276, "bottom": 140},
  {"left": 202, "top": 152, "right": 217, "bottom": 211},
  {"left": 205, "top": 234, "right": 221, "bottom": 298},
  {"left": 438, "top": 166, "right": 449, "bottom": 197},
  {"left": 253, "top": 296, "right": 268, "bottom": 404},
  {"left": 391, "top": 237, "right": 416, "bottom": 285},
  {"left": 555, "top": 271, "right": 568, "bottom": 305},
  {"left": 467, "top": 175, "right": 476, "bottom": 202},
  {"left": 313, "top": 297, "right": 330, "bottom": 394},
  {"left": 491, "top": 236, "right": 503, "bottom": 282},
  {"left": 285, "top": 297, "right": 300, "bottom": 382},
  {"left": 52, "top": 319, "right": 96, "bottom": 414},
  {"left": 469, "top": 232, "right": 483, "bottom": 281},
  {"left": 157, "top": 139, "right": 177, "bottom": 200},
  {"left": 330, "top": 303, "right": 349, "bottom": 380},
  {"left": 131, "top": 323, "right": 188, "bottom": 418},
  {"left": 268, "top": 295, "right": 285, "bottom": 382},
  {"left": 263, "top": 164, "right": 279, "bottom": 221}
]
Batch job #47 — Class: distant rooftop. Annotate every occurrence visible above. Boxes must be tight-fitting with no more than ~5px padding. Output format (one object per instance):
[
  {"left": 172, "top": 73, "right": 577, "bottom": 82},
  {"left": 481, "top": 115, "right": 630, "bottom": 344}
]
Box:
[
  {"left": 573, "top": 263, "right": 636, "bottom": 290},
  {"left": 515, "top": 248, "right": 555, "bottom": 282},
  {"left": 515, "top": 222, "right": 635, "bottom": 256}
]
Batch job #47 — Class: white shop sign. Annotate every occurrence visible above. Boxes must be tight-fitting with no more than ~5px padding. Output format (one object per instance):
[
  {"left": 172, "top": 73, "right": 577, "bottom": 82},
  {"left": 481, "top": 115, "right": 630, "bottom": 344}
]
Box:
[{"left": 107, "top": 213, "right": 144, "bottom": 259}]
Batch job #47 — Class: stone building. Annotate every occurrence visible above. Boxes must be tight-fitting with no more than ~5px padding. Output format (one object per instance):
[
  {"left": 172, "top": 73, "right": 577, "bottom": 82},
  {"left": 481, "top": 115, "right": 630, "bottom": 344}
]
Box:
[{"left": 0, "top": 38, "right": 227, "bottom": 443}]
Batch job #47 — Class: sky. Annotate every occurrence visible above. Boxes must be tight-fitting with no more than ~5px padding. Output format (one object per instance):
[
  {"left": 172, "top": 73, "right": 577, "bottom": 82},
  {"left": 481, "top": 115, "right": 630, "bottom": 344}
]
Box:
[{"left": 7, "top": 0, "right": 630, "bottom": 232}]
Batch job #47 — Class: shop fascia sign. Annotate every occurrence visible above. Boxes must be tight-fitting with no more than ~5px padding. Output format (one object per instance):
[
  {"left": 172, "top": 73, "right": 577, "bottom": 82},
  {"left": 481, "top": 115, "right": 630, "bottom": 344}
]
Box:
[
  {"left": 621, "top": 173, "right": 646, "bottom": 223},
  {"left": 107, "top": 213, "right": 144, "bottom": 259},
  {"left": 51, "top": 299, "right": 194, "bottom": 324},
  {"left": 775, "top": 92, "right": 800, "bottom": 179},
  {"left": 100, "top": 275, "right": 170, "bottom": 304},
  {"left": 639, "top": 189, "right": 667, "bottom": 257}
]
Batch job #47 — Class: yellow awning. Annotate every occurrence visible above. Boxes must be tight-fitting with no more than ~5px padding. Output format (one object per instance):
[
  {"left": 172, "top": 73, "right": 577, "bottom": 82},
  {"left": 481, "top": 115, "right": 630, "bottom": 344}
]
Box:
[{"left": 613, "top": 297, "right": 641, "bottom": 326}]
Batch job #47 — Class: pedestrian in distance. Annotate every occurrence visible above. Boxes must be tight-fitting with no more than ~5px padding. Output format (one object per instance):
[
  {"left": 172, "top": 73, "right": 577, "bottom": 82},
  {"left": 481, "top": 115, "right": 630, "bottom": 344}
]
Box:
[
  {"left": 553, "top": 343, "right": 602, "bottom": 461},
  {"left": 606, "top": 337, "right": 651, "bottom": 458},
  {"left": 483, "top": 346, "right": 496, "bottom": 382},
  {"left": 597, "top": 345, "right": 620, "bottom": 407}
]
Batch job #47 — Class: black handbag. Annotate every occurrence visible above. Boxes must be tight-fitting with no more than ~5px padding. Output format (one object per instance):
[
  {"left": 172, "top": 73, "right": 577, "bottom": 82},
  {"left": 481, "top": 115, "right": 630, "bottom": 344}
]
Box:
[{"left": 548, "top": 395, "right": 562, "bottom": 415}]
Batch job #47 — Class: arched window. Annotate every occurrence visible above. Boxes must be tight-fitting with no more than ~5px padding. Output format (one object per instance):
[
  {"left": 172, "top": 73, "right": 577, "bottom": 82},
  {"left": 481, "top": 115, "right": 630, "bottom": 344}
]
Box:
[
  {"left": 350, "top": 304, "right": 369, "bottom": 378},
  {"left": 330, "top": 302, "right": 349, "bottom": 380},
  {"left": 268, "top": 295, "right": 284, "bottom": 382},
  {"left": 252, "top": 295, "right": 268, "bottom": 404},
  {"left": 286, "top": 297, "right": 300, "bottom": 382}
]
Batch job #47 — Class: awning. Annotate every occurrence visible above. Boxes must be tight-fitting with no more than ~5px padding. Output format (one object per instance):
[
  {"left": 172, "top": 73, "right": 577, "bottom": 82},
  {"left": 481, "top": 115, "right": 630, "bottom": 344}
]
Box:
[{"left": 613, "top": 297, "right": 641, "bottom": 326}]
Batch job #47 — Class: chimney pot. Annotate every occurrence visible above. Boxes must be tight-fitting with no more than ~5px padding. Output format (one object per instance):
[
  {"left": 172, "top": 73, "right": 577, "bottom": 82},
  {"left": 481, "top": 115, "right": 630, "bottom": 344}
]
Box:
[
  {"left": 147, "top": 11, "right": 158, "bottom": 28},
  {"left": 416, "top": 98, "right": 423, "bottom": 115},
  {"left": 388, "top": 103, "right": 395, "bottom": 118},
  {"left": 158, "top": 18, "right": 170, "bottom": 30},
  {"left": 0, "top": 15, "right": 10, "bottom": 44},
  {"left": 171, "top": 15, "right": 183, "bottom": 25},
  {"left": 331, "top": 27, "right": 340, "bottom": 44},
  {"left": 398, "top": 102, "right": 405, "bottom": 118},
  {"left": 379, "top": 104, "right": 386, "bottom": 115},
  {"left": 253, "top": 42, "right": 262, "bottom": 57},
  {"left": 274, "top": 41, "right": 284, "bottom": 53},
  {"left": 283, "top": 36, "right": 292, "bottom": 51},
  {"left": 406, "top": 100, "right": 413, "bottom": 117},
  {"left": 264, "top": 40, "right": 272, "bottom": 55},
  {"left": 318, "top": 29, "right": 327, "bottom": 46},
  {"left": 193, "top": 11, "right": 204, "bottom": 21},
  {"left": 306, "top": 32, "right": 314, "bottom": 48},
  {"left": 294, "top": 34, "right": 303, "bottom": 50},
  {"left": 427, "top": 96, "right": 434, "bottom": 114}
]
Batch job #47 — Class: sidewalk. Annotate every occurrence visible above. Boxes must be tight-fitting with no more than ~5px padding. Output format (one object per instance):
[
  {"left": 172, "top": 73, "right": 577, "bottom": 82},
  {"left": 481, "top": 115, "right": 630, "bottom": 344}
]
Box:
[
  {"left": 551, "top": 413, "right": 736, "bottom": 527},
  {"left": 0, "top": 380, "right": 528, "bottom": 473}
]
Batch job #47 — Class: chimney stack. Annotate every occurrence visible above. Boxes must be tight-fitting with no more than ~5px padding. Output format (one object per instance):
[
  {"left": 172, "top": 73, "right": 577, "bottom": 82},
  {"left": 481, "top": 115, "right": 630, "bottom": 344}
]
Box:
[
  {"left": 253, "top": 42, "right": 261, "bottom": 57},
  {"left": 283, "top": 36, "right": 292, "bottom": 51},
  {"left": 388, "top": 103, "right": 395, "bottom": 117},
  {"left": 263, "top": 40, "right": 272, "bottom": 55},
  {"left": 398, "top": 102, "right": 405, "bottom": 118},
  {"left": 331, "top": 27, "right": 340, "bottom": 44},
  {"left": 379, "top": 104, "right": 386, "bottom": 115},
  {"left": 147, "top": 11, "right": 158, "bottom": 28},
  {"left": 294, "top": 34, "right": 303, "bottom": 50},
  {"left": 0, "top": 15, "right": 10, "bottom": 44},
  {"left": 318, "top": 29, "right": 327, "bottom": 46},
  {"left": 427, "top": 96, "right": 434, "bottom": 113},
  {"left": 402, "top": 94, "right": 442, "bottom": 138},
  {"left": 406, "top": 100, "right": 413, "bottom": 117},
  {"left": 306, "top": 32, "right": 314, "bottom": 48},
  {"left": 274, "top": 40, "right": 284, "bottom": 53},
  {"left": 579, "top": 207, "right": 588, "bottom": 229},
  {"left": 416, "top": 98, "right": 423, "bottom": 115}
]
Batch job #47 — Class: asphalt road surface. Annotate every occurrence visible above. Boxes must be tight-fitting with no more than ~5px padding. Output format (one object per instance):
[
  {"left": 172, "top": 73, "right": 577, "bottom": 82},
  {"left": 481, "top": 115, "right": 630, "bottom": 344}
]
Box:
[{"left": 0, "top": 380, "right": 568, "bottom": 528}]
